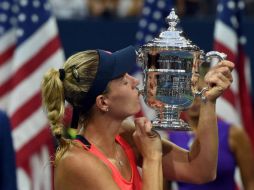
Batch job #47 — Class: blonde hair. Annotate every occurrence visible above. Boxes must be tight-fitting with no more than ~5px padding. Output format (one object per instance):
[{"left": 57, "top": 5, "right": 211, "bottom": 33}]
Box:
[{"left": 41, "top": 50, "right": 98, "bottom": 164}]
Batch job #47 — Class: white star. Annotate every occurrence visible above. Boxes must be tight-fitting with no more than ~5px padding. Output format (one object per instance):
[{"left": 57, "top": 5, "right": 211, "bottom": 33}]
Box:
[
  {"left": 230, "top": 16, "right": 239, "bottom": 28},
  {"left": 12, "top": 5, "right": 20, "bottom": 13},
  {"left": 31, "top": 14, "right": 39, "bottom": 23},
  {"left": 18, "top": 13, "right": 26, "bottom": 22},
  {"left": 142, "top": 7, "right": 151, "bottom": 16},
  {"left": 20, "top": 0, "right": 28, "bottom": 7},
  {"left": 33, "top": 0, "right": 40, "bottom": 8},
  {"left": 238, "top": 1, "right": 245, "bottom": 10},
  {"left": 145, "top": 35, "right": 153, "bottom": 43},
  {"left": 148, "top": 23, "right": 158, "bottom": 32},
  {"left": 239, "top": 36, "right": 246, "bottom": 45},
  {"left": 227, "top": 0, "right": 235, "bottom": 10},
  {"left": 0, "top": 14, "right": 7, "bottom": 22},
  {"left": 153, "top": 11, "right": 162, "bottom": 20},
  {"left": 16, "top": 28, "right": 24, "bottom": 37},
  {"left": 2, "top": 1, "right": 10, "bottom": 10},
  {"left": 139, "top": 19, "right": 147, "bottom": 28},
  {"left": 44, "top": 2, "right": 51, "bottom": 11},
  {"left": 157, "top": 0, "right": 166, "bottom": 9},
  {"left": 217, "top": 3, "right": 223, "bottom": 13},
  {"left": 136, "top": 31, "right": 144, "bottom": 40}
]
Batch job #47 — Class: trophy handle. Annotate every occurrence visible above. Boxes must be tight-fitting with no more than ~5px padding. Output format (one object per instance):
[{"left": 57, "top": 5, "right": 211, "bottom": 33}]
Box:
[
  {"left": 205, "top": 51, "right": 227, "bottom": 63},
  {"left": 195, "top": 51, "right": 227, "bottom": 102}
]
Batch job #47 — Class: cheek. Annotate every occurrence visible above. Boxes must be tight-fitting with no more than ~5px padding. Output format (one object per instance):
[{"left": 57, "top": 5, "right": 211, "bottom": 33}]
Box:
[{"left": 110, "top": 92, "right": 140, "bottom": 112}]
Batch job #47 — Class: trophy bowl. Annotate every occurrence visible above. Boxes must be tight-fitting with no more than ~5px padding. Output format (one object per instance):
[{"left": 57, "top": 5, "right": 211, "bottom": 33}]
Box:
[{"left": 138, "top": 9, "right": 226, "bottom": 131}]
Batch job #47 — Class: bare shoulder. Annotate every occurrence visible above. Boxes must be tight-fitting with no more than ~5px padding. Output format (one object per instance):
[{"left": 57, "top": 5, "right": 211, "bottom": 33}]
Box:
[{"left": 54, "top": 144, "right": 119, "bottom": 190}]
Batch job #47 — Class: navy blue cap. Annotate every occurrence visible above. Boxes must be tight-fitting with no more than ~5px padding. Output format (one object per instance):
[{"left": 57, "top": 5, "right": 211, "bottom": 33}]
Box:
[{"left": 71, "top": 45, "right": 137, "bottom": 128}]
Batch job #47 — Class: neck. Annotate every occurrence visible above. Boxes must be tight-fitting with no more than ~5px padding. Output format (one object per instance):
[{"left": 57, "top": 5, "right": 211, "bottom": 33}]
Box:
[{"left": 79, "top": 113, "right": 123, "bottom": 155}]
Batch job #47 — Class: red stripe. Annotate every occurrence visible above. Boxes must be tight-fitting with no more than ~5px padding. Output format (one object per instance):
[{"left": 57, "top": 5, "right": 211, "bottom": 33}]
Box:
[
  {"left": 0, "top": 36, "right": 61, "bottom": 97},
  {"left": 11, "top": 91, "right": 41, "bottom": 129},
  {"left": 16, "top": 126, "right": 54, "bottom": 167},
  {"left": 237, "top": 47, "right": 254, "bottom": 150},
  {"left": 213, "top": 41, "right": 237, "bottom": 63},
  {"left": 221, "top": 88, "right": 237, "bottom": 108},
  {"left": 213, "top": 41, "right": 239, "bottom": 107},
  {"left": 0, "top": 44, "right": 15, "bottom": 66}
]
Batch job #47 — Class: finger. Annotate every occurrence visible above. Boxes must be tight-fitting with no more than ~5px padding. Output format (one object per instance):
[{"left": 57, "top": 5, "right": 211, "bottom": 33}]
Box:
[
  {"left": 144, "top": 120, "right": 153, "bottom": 134},
  {"left": 205, "top": 67, "right": 233, "bottom": 85},
  {"left": 206, "top": 72, "right": 231, "bottom": 89},
  {"left": 214, "top": 60, "right": 235, "bottom": 72},
  {"left": 134, "top": 117, "right": 149, "bottom": 136},
  {"left": 134, "top": 118, "right": 144, "bottom": 135}
]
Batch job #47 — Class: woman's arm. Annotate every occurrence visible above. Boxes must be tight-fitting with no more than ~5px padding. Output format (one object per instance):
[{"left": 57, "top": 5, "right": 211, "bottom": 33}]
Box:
[
  {"left": 162, "top": 60, "right": 234, "bottom": 183},
  {"left": 161, "top": 100, "right": 218, "bottom": 183},
  {"left": 229, "top": 125, "right": 254, "bottom": 190}
]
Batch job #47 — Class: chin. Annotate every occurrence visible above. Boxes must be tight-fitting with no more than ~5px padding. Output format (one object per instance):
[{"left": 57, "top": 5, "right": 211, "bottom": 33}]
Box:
[{"left": 131, "top": 106, "right": 142, "bottom": 116}]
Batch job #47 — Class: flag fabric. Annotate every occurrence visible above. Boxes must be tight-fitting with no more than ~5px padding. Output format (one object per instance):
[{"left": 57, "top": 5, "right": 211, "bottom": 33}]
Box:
[
  {"left": 213, "top": 0, "right": 254, "bottom": 148},
  {"left": 213, "top": 1, "right": 254, "bottom": 189},
  {"left": 135, "top": 0, "right": 172, "bottom": 46},
  {"left": 135, "top": 0, "right": 173, "bottom": 120},
  {"left": 0, "top": 0, "right": 65, "bottom": 189}
]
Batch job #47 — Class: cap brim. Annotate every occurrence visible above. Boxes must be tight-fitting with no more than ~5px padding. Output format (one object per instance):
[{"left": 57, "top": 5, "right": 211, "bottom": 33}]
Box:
[{"left": 112, "top": 46, "right": 137, "bottom": 79}]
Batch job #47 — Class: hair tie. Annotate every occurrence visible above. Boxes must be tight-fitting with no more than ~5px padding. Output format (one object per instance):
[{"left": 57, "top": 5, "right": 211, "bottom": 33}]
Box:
[{"left": 59, "top": 68, "right": 65, "bottom": 81}]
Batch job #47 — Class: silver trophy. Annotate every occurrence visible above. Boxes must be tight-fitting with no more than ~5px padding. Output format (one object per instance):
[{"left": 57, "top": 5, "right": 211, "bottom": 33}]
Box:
[{"left": 138, "top": 9, "right": 226, "bottom": 131}]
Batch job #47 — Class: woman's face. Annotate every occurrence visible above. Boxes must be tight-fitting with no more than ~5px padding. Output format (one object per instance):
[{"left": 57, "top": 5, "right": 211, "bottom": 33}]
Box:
[
  {"left": 187, "top": 77, "right": 206, "bottom": 118},
  {"left": 105, "top": 73, "right": 141, "bottom": 119}
]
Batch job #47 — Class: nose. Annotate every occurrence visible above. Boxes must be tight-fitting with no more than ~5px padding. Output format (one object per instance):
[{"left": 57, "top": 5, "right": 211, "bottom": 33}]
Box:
[{"left": 126, "top": 73, "right": 140, "bottom": 88}]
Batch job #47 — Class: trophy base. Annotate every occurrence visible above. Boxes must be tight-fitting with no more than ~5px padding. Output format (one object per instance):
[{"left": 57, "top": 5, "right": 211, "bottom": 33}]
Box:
[{"left": 152, "top": 119, "right": 192, "bottom": 131}]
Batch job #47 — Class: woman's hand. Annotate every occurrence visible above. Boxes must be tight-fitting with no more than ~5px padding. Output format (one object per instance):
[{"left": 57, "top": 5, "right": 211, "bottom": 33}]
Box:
[
  {"left": 133, "top": 117, "right": 163, "bottom": 190},
  {"left": 133, "top": 117, "right": 162, "bottom": 160},
  {"left": 204, "top": 60, "right": 234, "bottom": 102}
]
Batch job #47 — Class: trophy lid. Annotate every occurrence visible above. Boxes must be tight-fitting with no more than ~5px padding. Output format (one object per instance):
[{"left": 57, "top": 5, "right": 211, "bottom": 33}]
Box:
[{"left": 143, "top": 8, "right": 200, "bottom": 51}]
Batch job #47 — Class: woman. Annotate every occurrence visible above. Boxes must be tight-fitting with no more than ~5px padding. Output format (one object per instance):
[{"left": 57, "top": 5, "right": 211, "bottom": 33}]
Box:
[
  {"left": 168, "top": 67, "right": 254, "bottom": 190},
  {"left": 41, "top": 46, "right": 234, "bottom": 190}
]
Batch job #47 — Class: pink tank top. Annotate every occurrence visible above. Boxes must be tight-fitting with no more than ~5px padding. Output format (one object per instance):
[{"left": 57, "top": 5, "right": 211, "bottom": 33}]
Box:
[{"left": 74, "top": 135, "right": 142, "bottom": 190}]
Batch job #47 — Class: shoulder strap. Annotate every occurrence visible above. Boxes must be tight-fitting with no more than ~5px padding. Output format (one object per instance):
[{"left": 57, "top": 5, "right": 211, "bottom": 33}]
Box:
[{"left": 75, "top": 135, "right": 91, "bottom": 149}]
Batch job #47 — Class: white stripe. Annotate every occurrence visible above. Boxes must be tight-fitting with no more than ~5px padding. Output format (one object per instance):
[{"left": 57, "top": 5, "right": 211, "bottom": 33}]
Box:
[
  {"left": 0, "top": 58, "right": 12, "bottom": 85},
  {"left": 245, "top": 57, "right": 252, "bottom": 92},
  {"left": 12, "top": 107, "right": 48, "bottom": 151},
  {"left": 216, "top": 97, "right": 242, "bottom": 126},
  {"left": 0, "top": 29, "right": 16, "bottom": 54},
  {"left": 0, "top": 49, "right": 64, "bottom": 116},
  {"left": 214, "top": 20, "right": 237, "bottom": 54},
  {"left": 8, "top": 17, "right": 59, "bottom": 80},
  {"left": 230, "top": 69, "right": 239, "bottom": 95}
]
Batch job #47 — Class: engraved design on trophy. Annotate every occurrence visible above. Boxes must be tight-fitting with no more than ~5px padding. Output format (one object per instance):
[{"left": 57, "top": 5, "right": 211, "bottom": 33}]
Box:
[{"left": 138, "top": 9, "right": 226, "bottom": 131}]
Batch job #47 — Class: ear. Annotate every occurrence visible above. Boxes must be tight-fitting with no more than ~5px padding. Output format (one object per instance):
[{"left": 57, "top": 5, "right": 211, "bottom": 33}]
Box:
[{"left": 95, "top": 94, "right": 109, "bottom": 112}]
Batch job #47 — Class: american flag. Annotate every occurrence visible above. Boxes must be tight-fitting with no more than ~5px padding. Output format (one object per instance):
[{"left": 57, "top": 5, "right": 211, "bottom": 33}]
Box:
[
  {"left": 0, "top": 0, "right": 65, "bottom": 189},
  {"left": 135, "top": 0, "right": 172, "bottom": 46},
  {"left": 213, "top": 0, "right": 254, "bottom": 148}
]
